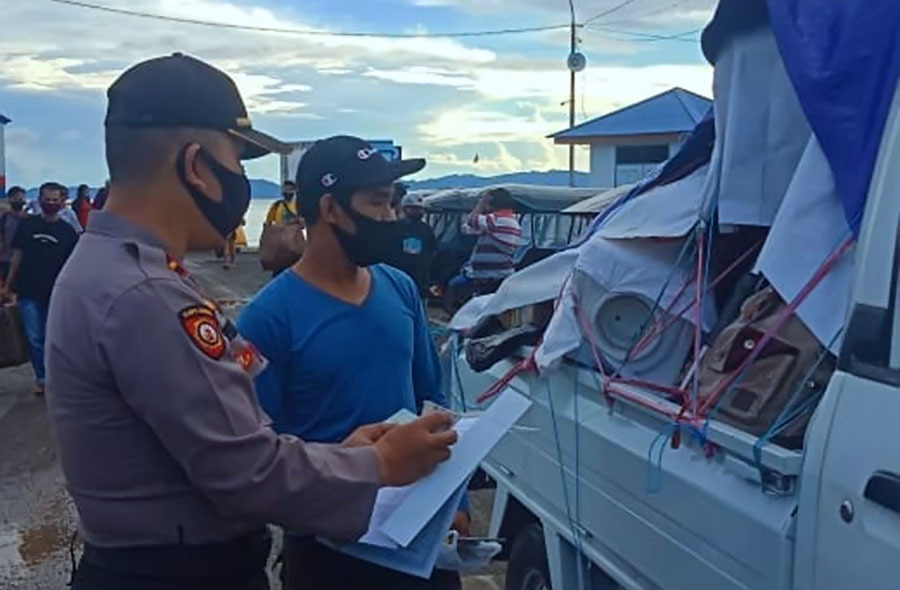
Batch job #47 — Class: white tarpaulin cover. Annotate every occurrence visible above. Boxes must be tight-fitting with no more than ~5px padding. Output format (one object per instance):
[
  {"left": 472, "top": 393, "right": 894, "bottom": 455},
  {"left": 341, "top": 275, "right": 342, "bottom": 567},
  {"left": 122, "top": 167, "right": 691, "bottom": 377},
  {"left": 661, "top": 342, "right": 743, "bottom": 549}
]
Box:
[
  {"left": 562, "top": 184, "right": 633, "bottom": 214},
  {"left": 710, "top": 26, "right": 810, "bottom": 227},
  {"left": 447, "top": 295, "right": 493, "bottom": 333},
  {"left": 755, "top": 138, "right": 855, "bottom": 353},
  {"left": 534, "top": 277, "right": 579, "bottom": 369},
  {"left": 536, "top": 234, "right": 718, "bottom": 369},
  {"left": 448, "top": 249, "right": 579, "bottom": 332},
  {"left": 597, "top": 165, "right": 708, "bottom": 240}
]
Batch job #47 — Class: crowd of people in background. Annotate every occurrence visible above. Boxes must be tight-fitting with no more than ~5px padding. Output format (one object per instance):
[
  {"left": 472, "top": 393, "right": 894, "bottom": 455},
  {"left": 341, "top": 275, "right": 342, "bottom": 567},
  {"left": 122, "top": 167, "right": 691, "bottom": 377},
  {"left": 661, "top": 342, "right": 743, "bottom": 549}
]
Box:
[
  {"left": 0, "top": 182, "right": 101, "bottom": 393},
  {"left": 0, "top": 174, "right": 520, "bottom": 395}
]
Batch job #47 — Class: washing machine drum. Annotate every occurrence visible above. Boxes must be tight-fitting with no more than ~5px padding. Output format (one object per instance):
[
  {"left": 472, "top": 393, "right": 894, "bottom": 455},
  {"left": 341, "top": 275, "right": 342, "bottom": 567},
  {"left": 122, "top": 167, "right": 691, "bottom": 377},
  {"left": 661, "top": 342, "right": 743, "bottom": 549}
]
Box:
[
  {"left": 590, "top": 293, "right": 662, "bottom": 363},
  {"left": 572, "top": 272, "right": 693, "bottom": 386}
]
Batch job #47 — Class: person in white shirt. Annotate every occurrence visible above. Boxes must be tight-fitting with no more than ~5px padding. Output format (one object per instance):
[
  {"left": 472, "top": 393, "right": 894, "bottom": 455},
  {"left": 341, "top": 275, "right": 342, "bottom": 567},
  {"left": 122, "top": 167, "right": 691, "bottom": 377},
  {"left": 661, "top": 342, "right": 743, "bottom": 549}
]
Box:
[{"left": 55, "top": 184, "right": 85, "bottom": 233}]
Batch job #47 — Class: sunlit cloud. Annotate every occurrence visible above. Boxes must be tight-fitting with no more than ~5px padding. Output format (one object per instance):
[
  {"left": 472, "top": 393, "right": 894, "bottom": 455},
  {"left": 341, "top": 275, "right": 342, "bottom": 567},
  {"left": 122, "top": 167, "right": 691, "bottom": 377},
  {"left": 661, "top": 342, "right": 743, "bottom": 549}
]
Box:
[
  {"left": 0, "top": 0, "right": 716, "bottom": 186},
  {"left": 420, "top": 105, "right": 557, "bottom": 145},
  {"left": 407, "top": 0, "right": 716, "bottom": 21},
  {"left": 0, "top": 55, "right": 117, "bottom": 91}
]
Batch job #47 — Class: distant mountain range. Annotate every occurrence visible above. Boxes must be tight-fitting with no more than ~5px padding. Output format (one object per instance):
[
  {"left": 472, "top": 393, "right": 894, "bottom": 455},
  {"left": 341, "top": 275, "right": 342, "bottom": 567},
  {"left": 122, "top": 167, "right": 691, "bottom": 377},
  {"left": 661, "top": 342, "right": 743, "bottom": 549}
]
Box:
[
  {"left": 18, "top": 170, "right": 595, "bottom": 201},
  {"left": 407, "top": 170, "right": 596, "bottom": 190},
  {"left": 250, "top": 170, "right": 598, "bottom": 196}
]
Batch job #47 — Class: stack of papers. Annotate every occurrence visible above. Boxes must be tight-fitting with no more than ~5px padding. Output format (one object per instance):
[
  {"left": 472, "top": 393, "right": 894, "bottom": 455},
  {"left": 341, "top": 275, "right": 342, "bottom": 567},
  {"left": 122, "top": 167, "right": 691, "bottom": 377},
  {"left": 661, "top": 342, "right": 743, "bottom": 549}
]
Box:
[{"left": 320, "top": 388, "right": 531, "bottom": 578}]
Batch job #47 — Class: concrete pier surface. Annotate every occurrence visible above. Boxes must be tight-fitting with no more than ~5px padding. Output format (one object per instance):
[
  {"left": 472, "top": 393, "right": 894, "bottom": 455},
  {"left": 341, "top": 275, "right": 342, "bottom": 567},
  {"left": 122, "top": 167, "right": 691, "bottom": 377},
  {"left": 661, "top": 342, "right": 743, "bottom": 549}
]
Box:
[{"left": 0, "top": 250, "right": 504, "bottom": 590}]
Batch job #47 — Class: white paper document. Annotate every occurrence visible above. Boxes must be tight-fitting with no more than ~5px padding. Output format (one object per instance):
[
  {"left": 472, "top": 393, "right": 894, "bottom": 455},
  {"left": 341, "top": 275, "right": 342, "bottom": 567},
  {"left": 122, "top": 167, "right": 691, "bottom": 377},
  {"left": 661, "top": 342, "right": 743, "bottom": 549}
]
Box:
[
  {"left": 322, "top": 388, "right": 531, "bottom": 577},
  {"left": 380, "top": 388, "right": 531, "bottom": 547},
  {"left": 327, "top": 484, "right": 467, "bottom": 578},
  {"left": 358, "top": 486, "right": 412, "bottom": 548},
  {"left": 355, "top": 412, "right": 480, "bottom": 548},
  {"left": 356, "top": 413, "right": 478, "bottom": 549}
]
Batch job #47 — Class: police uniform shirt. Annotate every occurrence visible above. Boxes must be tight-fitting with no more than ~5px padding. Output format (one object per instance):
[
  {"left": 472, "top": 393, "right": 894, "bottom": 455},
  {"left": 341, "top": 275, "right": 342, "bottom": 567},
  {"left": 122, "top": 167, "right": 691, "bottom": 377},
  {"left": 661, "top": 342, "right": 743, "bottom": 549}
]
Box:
[{"left": 45, "top": 210, "right": 381, "bottom": 547}]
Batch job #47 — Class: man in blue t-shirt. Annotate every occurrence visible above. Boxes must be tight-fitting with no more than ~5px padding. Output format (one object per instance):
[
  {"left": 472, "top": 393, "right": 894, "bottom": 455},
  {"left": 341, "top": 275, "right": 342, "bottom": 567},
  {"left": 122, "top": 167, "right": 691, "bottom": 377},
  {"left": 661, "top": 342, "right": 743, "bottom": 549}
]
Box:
[{"left": 238, "top": 136, "right": 467, "bottom": 590}]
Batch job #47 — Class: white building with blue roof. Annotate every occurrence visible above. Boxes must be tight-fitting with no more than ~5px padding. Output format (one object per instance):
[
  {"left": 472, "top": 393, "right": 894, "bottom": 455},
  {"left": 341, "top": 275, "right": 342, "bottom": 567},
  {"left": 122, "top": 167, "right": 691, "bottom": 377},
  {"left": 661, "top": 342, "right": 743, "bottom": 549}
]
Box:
[{"left": 550, "top": 87, "right": 711, "bottom": 188}]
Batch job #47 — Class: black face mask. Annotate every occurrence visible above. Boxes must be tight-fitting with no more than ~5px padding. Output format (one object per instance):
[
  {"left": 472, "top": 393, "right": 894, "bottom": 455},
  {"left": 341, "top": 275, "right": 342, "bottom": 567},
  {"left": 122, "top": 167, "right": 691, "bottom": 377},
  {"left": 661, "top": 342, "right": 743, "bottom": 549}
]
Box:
[
  {"left": 10, "top": 200, "right": 25, "bottom": 212},
  {"left": 282, "top": 192, "right": 296, "bottom": 201},
  {"left": 332, "top": 200, "right": 399, "bottom": 267},
  {"left": 177, "top": 147, "right": 251, "bottom": 238}
]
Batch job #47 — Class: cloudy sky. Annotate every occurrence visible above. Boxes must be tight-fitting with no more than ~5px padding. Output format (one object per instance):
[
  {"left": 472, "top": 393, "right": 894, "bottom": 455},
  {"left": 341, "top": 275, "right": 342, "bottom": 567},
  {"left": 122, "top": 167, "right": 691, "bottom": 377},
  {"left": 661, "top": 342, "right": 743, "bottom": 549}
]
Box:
[{"left": 1, "top": 0, "right": 716, "bottom": 187}]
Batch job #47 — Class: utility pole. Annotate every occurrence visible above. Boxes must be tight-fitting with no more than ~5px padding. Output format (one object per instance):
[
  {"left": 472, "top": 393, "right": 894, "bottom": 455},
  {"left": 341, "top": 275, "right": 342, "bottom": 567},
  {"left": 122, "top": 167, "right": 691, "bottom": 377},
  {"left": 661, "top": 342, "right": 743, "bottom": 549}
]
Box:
[
  {"left": 0, "top": 114, "right": 9, "bottom": 197},
  {"left": 568, "top": 0, "right": 576, "bottom": 187}
]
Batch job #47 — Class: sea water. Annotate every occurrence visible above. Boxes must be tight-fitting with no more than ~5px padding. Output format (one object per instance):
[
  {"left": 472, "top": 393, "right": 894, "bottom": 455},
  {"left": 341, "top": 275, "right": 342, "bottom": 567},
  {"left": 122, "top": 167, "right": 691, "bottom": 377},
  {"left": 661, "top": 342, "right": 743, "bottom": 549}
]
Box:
[{"left": 242, "top": 198, "right": 276, "bottom": 247}]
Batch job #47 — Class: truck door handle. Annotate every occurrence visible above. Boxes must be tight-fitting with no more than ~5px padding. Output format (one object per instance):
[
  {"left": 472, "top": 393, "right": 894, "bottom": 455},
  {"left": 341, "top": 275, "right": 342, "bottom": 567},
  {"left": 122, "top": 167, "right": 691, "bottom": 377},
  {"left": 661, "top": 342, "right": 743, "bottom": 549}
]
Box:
[{"left": 864, "top": 471, "right": 900, "bottom": 514}]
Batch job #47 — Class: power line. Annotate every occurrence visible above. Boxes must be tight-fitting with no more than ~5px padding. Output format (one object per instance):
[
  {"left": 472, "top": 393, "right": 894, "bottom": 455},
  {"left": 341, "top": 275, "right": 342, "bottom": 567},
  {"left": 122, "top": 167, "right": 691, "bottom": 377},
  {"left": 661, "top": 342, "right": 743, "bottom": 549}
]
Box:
[
  {"left": 594, "top": 25, "right": 702, "bottom": 38},
  {"left": 595, "top": 0, "right": 694, "bottom": 26},
  {"left": 586, "top": 24, "right": 702, "bottom": 42},
  {"left": 591, "top": 32, "right": 700, "bottom": 43},
  {"left": 48, "top": 0, "right": 570, "bottom": 39},
  {"left": 583, "top": 0, "right": 645, "bottom": 26}
]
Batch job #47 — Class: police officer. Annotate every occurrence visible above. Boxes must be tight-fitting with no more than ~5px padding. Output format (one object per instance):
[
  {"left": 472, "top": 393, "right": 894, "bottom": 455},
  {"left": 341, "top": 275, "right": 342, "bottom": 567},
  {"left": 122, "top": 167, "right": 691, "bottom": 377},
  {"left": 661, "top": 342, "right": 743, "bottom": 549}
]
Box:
[{"left": 44, "top": 53, "right": 458, "bottom": 590}]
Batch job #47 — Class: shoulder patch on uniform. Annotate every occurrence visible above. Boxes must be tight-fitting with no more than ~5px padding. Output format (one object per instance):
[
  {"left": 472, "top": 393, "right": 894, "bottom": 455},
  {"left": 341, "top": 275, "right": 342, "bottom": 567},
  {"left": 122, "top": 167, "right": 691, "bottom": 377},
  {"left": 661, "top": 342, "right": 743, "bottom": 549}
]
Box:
[{"left": 179, "top": 306, "right": 226, "bottom": 360}]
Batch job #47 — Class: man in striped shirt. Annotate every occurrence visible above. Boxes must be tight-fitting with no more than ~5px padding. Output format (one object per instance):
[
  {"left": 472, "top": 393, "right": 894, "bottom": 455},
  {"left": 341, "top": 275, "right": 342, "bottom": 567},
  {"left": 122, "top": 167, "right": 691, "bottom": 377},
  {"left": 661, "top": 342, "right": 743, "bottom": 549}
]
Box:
[
  {"left": 444, "top": 188, "right": 522, "bottom": 311},
  {"left": 462, "top": 187, "right": 522, "bottom": 281}
]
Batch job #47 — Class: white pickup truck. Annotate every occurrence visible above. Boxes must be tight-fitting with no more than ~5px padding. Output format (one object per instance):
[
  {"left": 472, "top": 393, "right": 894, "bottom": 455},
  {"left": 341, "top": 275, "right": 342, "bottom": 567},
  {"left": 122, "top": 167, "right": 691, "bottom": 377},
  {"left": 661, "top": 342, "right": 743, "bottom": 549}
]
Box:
[{"left": 449, "top": 4, "right": 900, "bottom": 590}]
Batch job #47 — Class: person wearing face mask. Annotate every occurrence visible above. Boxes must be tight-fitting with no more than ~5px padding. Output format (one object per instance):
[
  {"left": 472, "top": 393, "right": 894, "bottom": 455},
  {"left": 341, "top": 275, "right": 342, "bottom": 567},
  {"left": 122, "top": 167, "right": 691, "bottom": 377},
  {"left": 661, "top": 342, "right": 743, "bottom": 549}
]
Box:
[
  {"left": 43, "top": 55, "right": 459, "bottom": 590},
  {"left": 54, "top": 184, "right": 85, "bottom": 233},
  {"left": 260, "top": 180, "right": 305, "bottom": 276},
  {"left": 72, "top": 184, "right": 94, "bottom": 229},
  {"left": 390, "top": 188, "right": 437, "bottom": 300},
  {"left": 2, "top": 182, "right": 79, "bottom": 394},
  {"left": 0, "top": 186, "right": 30, "bottom": 289},
  {"left": 238, "top": 136, "right": 468, "bottom": 590},
  {"left": 265, "top": 180, "right": 301, "bottom": 226}
]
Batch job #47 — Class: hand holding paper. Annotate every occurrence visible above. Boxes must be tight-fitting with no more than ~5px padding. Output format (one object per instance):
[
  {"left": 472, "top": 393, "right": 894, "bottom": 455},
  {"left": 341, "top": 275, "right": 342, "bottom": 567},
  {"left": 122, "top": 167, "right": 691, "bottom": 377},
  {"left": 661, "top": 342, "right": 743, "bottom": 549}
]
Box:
[
  {"left": 380, "top": 389, "right": 531, "bottom": 547},
  {"left": 322, "top": 389, "right": 532, "bottom": 579},
  {"left": 342, "top": 422, "right": 395, "bottom": 447},
  {"left": 374, "top": 413, "right": 459, "bottom": 486}
]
